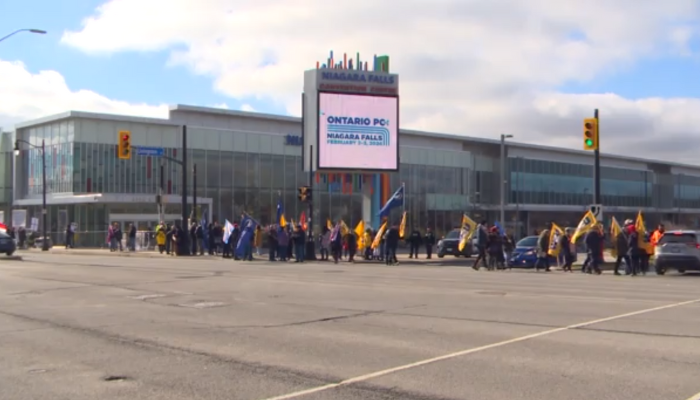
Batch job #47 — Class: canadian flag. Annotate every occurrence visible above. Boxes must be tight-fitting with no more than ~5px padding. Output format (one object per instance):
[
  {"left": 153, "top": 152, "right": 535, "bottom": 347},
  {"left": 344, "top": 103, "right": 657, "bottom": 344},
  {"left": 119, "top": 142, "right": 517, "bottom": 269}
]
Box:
[{"left": 0, "top": 223, "right": 6, "bottom": 233}]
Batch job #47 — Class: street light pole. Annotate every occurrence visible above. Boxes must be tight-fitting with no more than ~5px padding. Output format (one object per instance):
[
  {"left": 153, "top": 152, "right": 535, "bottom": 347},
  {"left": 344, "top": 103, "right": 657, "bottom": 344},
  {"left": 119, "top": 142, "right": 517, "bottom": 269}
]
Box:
[
  {"left": 0, "top": 29, "right": 47, "bottom": 43},
  {"left": 499, "top": 134, "right": 513, "bottom": 228},
  {"left": 14, "top": 138, "right": 49, "bottom": 251},
  {"left": 41, "top": 139, "right": 48, "bottom": 251}
]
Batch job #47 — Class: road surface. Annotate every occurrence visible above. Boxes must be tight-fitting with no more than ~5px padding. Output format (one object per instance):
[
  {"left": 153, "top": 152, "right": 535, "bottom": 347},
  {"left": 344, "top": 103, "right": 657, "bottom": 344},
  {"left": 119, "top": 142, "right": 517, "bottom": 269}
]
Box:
[{"left": 1, "top": 252, "right": 699, "bottom": 400}]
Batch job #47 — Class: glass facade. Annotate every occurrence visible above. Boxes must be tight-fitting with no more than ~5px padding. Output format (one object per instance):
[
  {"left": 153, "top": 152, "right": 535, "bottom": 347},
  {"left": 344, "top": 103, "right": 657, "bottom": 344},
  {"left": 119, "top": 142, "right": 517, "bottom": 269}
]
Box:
[
  {"left": 509, "top": 157, "right": 654, "bottom": 208},
  {"left": 8, "top": 113, "right": 700, "bottom": 246}
]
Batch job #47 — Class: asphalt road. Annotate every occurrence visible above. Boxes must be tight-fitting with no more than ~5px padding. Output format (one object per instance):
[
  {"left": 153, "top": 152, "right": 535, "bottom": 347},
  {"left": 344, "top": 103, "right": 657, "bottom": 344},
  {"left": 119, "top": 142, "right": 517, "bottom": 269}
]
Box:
[{"left": 1, "top": 252, "right": 700, "bottom": 400}]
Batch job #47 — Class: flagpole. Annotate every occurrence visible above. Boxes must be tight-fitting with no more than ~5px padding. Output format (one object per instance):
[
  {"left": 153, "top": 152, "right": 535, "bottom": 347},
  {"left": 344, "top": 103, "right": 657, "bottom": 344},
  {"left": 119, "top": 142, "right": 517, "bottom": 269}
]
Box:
[{"left": 402, "top": 182, "right": 405, "bottom": 215}]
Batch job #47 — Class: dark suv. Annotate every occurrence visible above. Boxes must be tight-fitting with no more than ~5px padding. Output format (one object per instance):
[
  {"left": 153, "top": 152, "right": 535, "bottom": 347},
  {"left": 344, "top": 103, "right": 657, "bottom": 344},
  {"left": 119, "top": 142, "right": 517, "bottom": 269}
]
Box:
[{"left": 437, "top": 229, "right": 472, "bottom": 258}]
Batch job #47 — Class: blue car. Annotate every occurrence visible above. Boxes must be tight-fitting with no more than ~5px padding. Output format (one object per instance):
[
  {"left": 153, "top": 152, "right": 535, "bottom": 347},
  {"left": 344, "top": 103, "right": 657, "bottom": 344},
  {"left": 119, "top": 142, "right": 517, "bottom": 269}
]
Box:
[{"left": 508, "top": 236, "right": 577, "bottom": 268}]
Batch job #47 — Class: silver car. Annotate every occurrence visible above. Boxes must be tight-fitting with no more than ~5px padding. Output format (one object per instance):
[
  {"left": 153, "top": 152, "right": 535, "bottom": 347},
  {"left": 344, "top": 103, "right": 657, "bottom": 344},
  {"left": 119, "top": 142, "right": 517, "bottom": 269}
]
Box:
[{"left": 654, "top": 230, "right": 700, "bottom": 275}]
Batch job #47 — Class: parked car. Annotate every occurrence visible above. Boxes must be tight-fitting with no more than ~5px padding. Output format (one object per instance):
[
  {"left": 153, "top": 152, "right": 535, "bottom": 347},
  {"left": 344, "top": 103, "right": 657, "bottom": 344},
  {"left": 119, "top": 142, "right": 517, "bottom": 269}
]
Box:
[
  {"left": 437, "top": 229, "right": 472, "bottom": 258},
  {"left": 508, "top": 235, "right": 576, "bottom": 268},
  {"left": 654, "top": 230, "right": 700, "bottom": 275},
  {"left": 0, "top": 231, "right": 17, "bottom": 256}
]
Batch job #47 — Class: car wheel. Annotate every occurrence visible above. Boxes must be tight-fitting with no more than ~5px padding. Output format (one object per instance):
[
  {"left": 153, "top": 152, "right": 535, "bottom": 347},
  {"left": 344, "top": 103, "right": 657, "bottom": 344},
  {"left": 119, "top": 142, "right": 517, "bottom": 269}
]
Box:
[
  {"left": 678, "top": 269, "right": 686, "bottom": 274},
  {"left": 655, "top": 266, "right": 666, "bottom": 275},
  {"left": 437, "top": 254, "right": 444, "bottom": 258},
  {"left": 6, "top": 251, "right": 14, "bottom": 256}
]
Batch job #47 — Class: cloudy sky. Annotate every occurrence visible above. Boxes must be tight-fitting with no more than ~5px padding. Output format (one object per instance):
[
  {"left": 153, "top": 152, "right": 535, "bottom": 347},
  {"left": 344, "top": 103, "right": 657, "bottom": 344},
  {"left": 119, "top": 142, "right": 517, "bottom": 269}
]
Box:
[{"left": 2, "top": 0, "right": 700, "bottom": 162}]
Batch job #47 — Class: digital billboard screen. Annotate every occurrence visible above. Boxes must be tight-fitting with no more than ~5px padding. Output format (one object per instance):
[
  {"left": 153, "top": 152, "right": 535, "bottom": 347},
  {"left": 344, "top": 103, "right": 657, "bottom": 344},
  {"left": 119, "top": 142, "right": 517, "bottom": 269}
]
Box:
[{"left": 317, "top": 92, "right": 399, "bottom": 171}]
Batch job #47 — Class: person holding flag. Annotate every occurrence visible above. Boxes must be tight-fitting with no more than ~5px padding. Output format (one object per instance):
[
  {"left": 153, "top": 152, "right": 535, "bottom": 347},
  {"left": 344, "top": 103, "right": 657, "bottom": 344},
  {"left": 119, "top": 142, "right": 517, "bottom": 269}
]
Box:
[{"left": 330, "top": 222, "right": 343, "bottom": 264}]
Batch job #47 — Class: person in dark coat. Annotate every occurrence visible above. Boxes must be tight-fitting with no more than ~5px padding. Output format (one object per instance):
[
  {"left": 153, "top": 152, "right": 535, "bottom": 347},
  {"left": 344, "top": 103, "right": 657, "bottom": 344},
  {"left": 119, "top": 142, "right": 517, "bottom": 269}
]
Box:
[
  {"left": 407, "top": 228, "right": 422, "bottom": 258},
  {"left": 385, "top": 225, "right": 400, "bottom": 265},
  {"left": 292, "top": 225, "right": 306, "bottom": 262},
  {"left": 267, "top": 225, "right": 278, "bottom": 261},
  {"left": 487, "top": 227, "right": 504, "bottom": 270},
  {"left": 560, "top": 228, "right": 574, "bottom": 272},
  {"left": 424, "top": 228, "right": 436, "bottom": 259},
  {"left": 535, "top": 223, "right": 551, "bottom": 272},
  {"left": 346, "top": 231, "right": 358, "bottom": 262},
  {"left": 614, "top": 221, "right": 631, "bottom": 275},
  {"left": 584, "top": 225, "right": 603, "bottom": 274},
  {"left": 626, "top": 224, "right": 641, "bottom": 276}
]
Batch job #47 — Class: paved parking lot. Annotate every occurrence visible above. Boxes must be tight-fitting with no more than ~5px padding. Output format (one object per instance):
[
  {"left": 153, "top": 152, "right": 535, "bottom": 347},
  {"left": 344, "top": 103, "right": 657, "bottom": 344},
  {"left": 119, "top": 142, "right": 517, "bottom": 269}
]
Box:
[{"left": 1, "top": 253, "right": 700, "bottom": 400}]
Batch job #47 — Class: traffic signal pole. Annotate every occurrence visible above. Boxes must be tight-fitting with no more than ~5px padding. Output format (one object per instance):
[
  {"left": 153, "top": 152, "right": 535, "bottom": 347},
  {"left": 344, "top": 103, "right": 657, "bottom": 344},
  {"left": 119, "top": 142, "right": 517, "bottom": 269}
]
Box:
[
  {"left": 306, "top": 144, "right": 317, "bottom": 260},
  {"left": 593, "top": 109, "right": 601, "bottom": 205}
]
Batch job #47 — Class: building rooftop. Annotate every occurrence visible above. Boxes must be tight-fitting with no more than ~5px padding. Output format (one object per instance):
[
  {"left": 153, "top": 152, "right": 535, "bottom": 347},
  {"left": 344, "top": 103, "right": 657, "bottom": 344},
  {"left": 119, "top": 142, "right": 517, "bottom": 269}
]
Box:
[{"left": 13, "top": 104, "right": 698, "bottom": 171}]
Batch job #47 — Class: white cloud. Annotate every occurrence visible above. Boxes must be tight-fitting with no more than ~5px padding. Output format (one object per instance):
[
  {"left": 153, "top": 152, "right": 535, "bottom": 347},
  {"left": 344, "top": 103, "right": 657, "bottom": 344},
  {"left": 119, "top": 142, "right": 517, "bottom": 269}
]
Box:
[
  {"left": 240, "top": 104, "right": 255, "bottom": 112},
  {"left": 57, "top": 0, "right": 700, "bottom": 162},
  {"left": 0, "top": 59, "right": 167, "bottom": 130}
]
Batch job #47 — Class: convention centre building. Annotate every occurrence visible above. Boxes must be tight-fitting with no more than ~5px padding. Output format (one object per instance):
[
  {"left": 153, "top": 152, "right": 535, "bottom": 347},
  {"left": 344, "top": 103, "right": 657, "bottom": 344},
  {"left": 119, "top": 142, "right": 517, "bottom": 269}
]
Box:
[{"left": 2, "top": 104, "right": 700, "bottom": 247}]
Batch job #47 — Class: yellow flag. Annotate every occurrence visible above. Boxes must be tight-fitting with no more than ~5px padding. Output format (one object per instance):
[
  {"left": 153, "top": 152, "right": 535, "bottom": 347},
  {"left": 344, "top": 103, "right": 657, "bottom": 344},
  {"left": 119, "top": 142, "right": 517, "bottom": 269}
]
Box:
[
  {"left": 610, "top": 217, "right": 622, "bottom": 258},
  {"left": 340, "top": 220, "right": 349, "bottom": 236},
  {"left": 635, "top": 211, "right": 652, "bottom": 253},
  {"left": 290, "top": 218, "right": 295, "bottom": 227},
  {"left": 326, "top": 219, "right": 332, "bottom": 230},
  {"left": 458, "top": 214, "right": 478, "bottom": 252},
  {"left": 547, "top": 223, "right": 565, "bottom": 257},
  {"left": 279, "top": 214, "right": 287, "bottom": 228},
  {"left": 571, "top": 210, "right": 597, "bottom": 242},
  {"left": 355, "top": 220, "right": 366, "bottom": 250},
  {"left": 398, "top": 212, "right": 407, "bottom": 238},
  {"left": 371, "top": 222, "right": 387, "bottom": 249}
]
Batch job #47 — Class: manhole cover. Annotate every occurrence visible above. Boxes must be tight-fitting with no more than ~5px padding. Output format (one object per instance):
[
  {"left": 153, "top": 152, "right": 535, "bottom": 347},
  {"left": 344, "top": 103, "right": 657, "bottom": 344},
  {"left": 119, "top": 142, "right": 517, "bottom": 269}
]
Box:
[
  {"left": 178, "top": 301, "right": 226, "bottom": 309},
  {"left": 477, "top": 291, "right": 506, "bottom": 296},
  {"left": 129, "top": 294, "right": 166, "bottom": 300},
  {"left": 103, "top": 375, "right": 128, "bottom": 382},
  {"left": 176, "top": 276, "right": 206, "bottom": 279}
]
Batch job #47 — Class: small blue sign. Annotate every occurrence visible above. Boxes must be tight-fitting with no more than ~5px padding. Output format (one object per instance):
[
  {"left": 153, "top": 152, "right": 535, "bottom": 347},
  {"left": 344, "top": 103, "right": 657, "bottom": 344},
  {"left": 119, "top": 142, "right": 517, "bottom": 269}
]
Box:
[
  {"left": 285, "top": 134, "right": 303, "bottom": 146},
  {"left": 136, "top": 146, "right": 164, "bottom": 156}
]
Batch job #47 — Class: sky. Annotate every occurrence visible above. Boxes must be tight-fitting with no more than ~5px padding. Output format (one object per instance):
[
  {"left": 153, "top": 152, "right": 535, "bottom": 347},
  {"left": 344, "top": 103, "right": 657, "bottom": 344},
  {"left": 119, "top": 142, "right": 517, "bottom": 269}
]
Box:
[{"left": 1, "top": 0, "right": 700, "bottom": 163}]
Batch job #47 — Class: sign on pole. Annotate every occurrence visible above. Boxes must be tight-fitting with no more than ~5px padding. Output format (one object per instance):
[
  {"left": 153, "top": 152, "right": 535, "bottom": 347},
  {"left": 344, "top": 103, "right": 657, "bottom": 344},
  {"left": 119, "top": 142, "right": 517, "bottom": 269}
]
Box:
[
  {"left": 589, "top": 204, "right": 603, "bottom": 222},
  {"left": 135, "top": 147, "right": 165, "bottom": 157}
]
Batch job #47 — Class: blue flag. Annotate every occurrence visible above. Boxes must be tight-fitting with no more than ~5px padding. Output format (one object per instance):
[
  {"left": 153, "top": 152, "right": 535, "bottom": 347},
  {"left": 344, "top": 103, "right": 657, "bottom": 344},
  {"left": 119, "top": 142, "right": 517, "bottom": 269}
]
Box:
[
  {"left": 235, "top": 213, "right": 259, "bottom": 258},
  {"left": 378, "top": 185, "right": 405, "bottom": 218},
  {"left": 223, "top": 220, "right": 234, "bottom": 244},
  {"left": 276, "top": 198, "right": 287, "bottom": 227},
  {"left": 494, "top": 221, "right": 506, "bottom": 236}
]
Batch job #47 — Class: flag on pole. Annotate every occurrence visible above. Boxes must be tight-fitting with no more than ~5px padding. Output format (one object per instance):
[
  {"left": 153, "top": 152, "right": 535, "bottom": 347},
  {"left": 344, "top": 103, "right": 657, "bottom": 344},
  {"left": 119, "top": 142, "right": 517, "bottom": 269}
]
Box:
[
  {"left": 276, "top": 198, "right": 287, "bottom": 227},
  {"left": 458, "top": 214, "right": 477, "bottom": 252},
  {"left": 398, "top": 212, "right": 407, "bottom": 238},
  {"left": 547, "top": 223, "right": 565, "bottom": 257},
  {"left": 355, "top": 220, "right": 366, "bottom": 250},
  {"left": 372, "top": 221, "right": 387, "bottom": 249},
  {"left": 610, "top": 217, "right": 622, "bottom": 258},
  {"left": 222, "top": 220, "right": 234, "bottom": 244},
  {"left": 378, "top": 185, "right": 405, "bottom": 218},
  {"left": 572, "top": 210, "right": 597, "bottom": 242}
]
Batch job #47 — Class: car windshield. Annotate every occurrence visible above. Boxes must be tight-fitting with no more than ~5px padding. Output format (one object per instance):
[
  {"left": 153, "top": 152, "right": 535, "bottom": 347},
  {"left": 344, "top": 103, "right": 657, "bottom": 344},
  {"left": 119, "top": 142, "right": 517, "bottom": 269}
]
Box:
[
  {"left": 445, "top": 230, "right": 461, "bottom": 239},
  {"left": 659, "top": 233, "right": 697, "bottom": 245},
  {"left": 516, "top": 236, "right": 538, "bottom": 247}
]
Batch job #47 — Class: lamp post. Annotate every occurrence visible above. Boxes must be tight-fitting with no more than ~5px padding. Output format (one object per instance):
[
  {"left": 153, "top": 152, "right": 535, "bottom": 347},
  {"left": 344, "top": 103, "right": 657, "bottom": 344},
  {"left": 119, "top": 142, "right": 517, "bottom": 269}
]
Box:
[
  {"left": 0, "top": 29, "right": 46, "bottom": 43},
  {"left": 14, "top": 139, "right": 49, "bottom": 251},
  {"left": 500, "top": 134, "right": 514, "bottom": 228}
]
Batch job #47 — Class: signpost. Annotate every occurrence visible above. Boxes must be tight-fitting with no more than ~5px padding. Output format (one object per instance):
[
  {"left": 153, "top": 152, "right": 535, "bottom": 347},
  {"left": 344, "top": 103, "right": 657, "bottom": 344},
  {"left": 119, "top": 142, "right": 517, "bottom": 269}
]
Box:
[
  {"left": 135, "top": 146, "right": 164, "bottom": 157},
  {"left": 589, "top": 204, "right": 603, "bottom": 222}
]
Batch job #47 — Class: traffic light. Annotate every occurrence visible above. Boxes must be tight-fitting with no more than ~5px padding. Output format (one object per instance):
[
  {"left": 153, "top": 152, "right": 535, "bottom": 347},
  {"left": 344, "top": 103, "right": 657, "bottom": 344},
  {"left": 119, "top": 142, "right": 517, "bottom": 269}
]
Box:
[
  {"left": 118, "top": 130, "right": 131, "bottom": 159},
  {"left": 583, "top": 118, "right": 598, "bottom": 151},
  {"left": 298, "top": 186, "right": 312, "bottom": 202}
]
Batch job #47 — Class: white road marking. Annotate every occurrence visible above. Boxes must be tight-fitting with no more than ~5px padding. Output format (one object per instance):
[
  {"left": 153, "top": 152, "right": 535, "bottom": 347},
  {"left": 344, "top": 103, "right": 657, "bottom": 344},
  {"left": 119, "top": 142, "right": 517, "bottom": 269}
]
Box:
[
  {"left": 260, "top": 298, "right": 700, "bottom": 400},
  {"left": 684, "top": 390, "right": 700, "bottom": 400}
]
